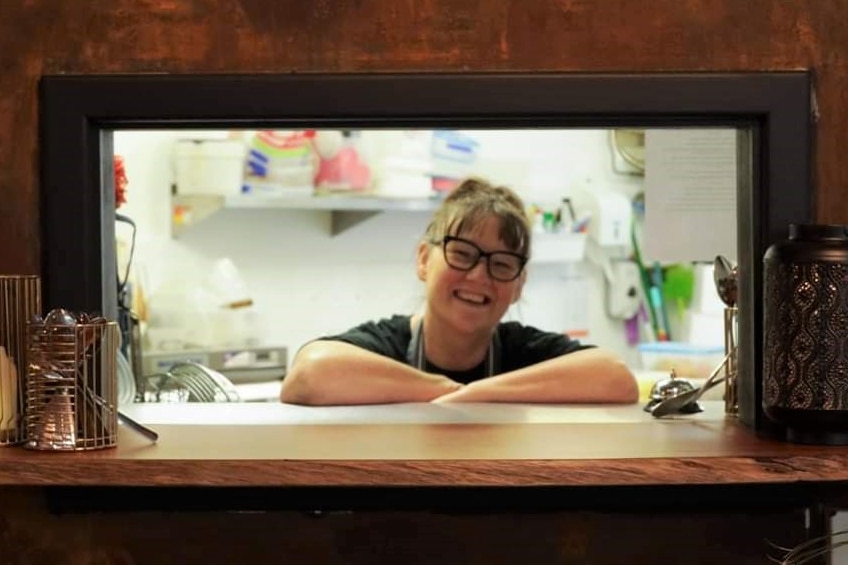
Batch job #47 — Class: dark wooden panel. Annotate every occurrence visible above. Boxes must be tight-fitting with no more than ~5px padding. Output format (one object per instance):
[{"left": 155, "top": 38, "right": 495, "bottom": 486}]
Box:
[
  {"left": 0, "top": 486, "right": 811, "bottom": 565},
  {"left": 1, "top": 0, "right": 846, "bottom": 274}
]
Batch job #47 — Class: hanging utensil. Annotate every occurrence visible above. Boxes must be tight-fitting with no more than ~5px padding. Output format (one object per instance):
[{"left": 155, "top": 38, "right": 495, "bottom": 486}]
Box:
[{"left": 713, "top": 255, "right": 738, "bottom": 307}]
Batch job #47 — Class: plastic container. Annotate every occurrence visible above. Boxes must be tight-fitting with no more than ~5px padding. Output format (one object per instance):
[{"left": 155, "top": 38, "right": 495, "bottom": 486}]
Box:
[
  {"left": 637, "top": 341, "right": 724, "bottom": 380},
  {"left": 242, "top": 130, "right": 315, "bottom": 196},
  {"left": 430, "top": 131, "right": 479, "bottom": 192},
  {"left": 174, "top": 139, "right": 245, "bottom": 195},
  {"left": 531, "top": 232, "right": 587, "bottom": 264}
]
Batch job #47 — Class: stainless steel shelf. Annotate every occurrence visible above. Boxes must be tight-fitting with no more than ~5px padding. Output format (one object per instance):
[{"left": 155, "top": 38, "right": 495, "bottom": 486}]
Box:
[{"left": 172, "top": 193, "right": 440, "bottom": 236}]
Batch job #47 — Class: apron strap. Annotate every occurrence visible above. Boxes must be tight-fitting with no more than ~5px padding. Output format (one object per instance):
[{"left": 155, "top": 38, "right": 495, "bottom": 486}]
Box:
[{"left": 406, "top": 317, "right": 500, "bottom": 377}]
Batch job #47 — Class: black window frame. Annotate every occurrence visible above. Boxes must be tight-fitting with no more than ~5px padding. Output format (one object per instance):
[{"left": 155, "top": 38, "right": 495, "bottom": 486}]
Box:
[{"left": 38, "top": 71, "right": 813, "bottom": 430}]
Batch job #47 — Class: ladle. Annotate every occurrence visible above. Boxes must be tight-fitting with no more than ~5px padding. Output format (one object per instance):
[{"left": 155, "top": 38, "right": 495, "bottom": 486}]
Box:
[{"left": 650, "top": 351, "right": 733, "bottom": 418}]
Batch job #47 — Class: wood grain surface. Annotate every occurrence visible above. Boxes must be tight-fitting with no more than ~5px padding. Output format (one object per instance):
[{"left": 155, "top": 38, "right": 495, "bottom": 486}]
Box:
[
  {"left": 1, "top": 419, "right": 848, "bottom": 487},
  {"left": 1, "top": 0, "right": 847, "bottom": 275}
]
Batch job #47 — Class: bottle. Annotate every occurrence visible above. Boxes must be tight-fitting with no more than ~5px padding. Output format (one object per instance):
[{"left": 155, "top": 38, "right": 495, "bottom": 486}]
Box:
[{"left": 763, "top": 224, "right": 848, "bottom": 444}]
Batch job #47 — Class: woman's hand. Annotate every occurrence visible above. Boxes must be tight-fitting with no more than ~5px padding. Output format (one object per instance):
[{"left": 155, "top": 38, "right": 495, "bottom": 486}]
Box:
[{"left": 430, "top": 384, "right": 470, "bottom": 403}]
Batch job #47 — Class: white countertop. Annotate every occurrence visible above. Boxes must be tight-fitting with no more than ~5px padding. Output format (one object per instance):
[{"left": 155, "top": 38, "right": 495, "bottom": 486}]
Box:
[{"left": 121, "top": 399, "right": 729, "bottom": 426}]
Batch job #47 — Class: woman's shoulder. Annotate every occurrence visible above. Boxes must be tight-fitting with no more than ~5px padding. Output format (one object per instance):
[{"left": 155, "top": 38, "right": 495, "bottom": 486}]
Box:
[
  {"left": 315, "top": 315, "right": 412, "bottom": 360},
  {"left": 374, "top": 314, "right": 412, "bottom": 333}
]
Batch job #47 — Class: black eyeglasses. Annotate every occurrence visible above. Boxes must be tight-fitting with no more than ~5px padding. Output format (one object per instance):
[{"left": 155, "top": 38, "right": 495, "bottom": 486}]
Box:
[{"left": 437, "top": 235, "right": 528, "bottom": 282}]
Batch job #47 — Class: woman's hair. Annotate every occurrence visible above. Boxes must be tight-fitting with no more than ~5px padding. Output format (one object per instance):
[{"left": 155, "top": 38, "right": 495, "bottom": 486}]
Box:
[{"left": 424, "top": 177, "right": 532, "bottom": 256}]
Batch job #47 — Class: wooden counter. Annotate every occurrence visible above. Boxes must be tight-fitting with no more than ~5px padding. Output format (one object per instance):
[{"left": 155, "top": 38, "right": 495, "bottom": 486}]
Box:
[
  {"left": 2, "top": 401, "right": 848, "bottom": 488},
  {"left": 0, "top": 402, "right": 841, "bottom": 564}
]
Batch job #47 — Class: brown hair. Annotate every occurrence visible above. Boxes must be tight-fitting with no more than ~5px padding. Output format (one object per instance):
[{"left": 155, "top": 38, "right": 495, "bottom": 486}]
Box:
[{"left": 424, "top": 177, "right": 532, "bottom": 256}]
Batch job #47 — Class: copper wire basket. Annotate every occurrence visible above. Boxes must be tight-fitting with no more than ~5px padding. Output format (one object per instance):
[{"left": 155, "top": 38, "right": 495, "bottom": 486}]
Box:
[
  {"left": 25, "top": 314, "right": 119, "bottom": 451},
  {"left": 0, "top": 275, "right": 41, "bottom": 446}
]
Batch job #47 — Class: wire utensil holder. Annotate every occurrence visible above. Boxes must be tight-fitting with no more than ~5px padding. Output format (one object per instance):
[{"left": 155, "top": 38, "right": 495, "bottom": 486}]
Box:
[
  {"left": 25, "top": 314, "right": 119, "bottom": 451},
  {"left": 0, "top": 275, "right": 41, "bottom": 446}
]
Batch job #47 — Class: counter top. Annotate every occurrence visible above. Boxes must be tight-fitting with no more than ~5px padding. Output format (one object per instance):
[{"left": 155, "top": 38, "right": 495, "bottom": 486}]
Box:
[
  {"left": 118, "top": 398, "right": 728, "bottom": 425},
  {"left": 2, "top": 401, "right": 848, "bottom": 488}
]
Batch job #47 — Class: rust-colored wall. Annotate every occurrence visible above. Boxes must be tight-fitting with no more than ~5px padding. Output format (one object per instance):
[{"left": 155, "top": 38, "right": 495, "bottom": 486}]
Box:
[{"left": 1, "top": 0, "right": 847, "bottom": 275}]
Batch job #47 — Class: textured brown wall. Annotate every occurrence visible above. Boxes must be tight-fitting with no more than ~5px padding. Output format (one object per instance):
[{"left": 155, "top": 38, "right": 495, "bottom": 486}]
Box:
[{"left": 1, "top": 0, "right": 847, "bottom": 275}]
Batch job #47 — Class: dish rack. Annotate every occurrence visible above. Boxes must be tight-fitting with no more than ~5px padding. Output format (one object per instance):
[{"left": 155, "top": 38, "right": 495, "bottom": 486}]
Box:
[{"left": 142, "top": 362, "right": 241, "bottom": 403}]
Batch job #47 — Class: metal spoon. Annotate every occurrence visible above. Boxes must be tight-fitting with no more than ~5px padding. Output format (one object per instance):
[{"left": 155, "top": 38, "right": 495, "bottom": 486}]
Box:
[
  {"left": 42, "top": 367, "right": 158, "bottom": 443},
  {"left": 650, "top": 351, "right": 733, "bottom": 418},
  {"left": 43, "top": 307, "right": 77, "bottom": 327},
  {"left": 713, "top": 255, "right": 738, "bottom": 307}
]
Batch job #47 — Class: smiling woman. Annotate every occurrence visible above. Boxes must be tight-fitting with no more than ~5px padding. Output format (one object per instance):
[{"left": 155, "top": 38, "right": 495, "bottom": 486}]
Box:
[
  {"left": 38, "top": 72, "right": 812, "bottom": 432},
  {"left": 280, "top": 177, "right": 639, "bottom": 406}
]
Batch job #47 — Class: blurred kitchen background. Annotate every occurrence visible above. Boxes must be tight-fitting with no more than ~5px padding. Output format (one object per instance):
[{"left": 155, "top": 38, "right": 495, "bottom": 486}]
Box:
[{"left": 112, "top": 127, "right": 738, "bottom": 402}]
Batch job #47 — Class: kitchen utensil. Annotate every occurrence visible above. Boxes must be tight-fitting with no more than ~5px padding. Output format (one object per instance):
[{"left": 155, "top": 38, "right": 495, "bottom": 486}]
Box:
[
  {"left": 166, "top": 362, "right": 241, "bottom": 403},
  {"left": 713, "top": 255, "right": 738, "bottom": 307},
  {"left": 79, "top": 379, "right": 157, "bottom": 442},
  {"left": 651, "top": 351, "right": 733, "bottom": 418},
  {"left": 116, "top": 349, "right": 136, "bottom": 406},
  {"left": 44, "top": 307, "right": 77, "bottom": 327},
  {"left": 117, "top": 410, "right": 158, "bottom": 442},
  {"left": 25, "top": 369, "right": 77, "bottom": 450}
]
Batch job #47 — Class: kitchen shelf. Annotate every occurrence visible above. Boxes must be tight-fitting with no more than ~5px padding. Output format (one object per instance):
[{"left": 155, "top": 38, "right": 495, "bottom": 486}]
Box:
[{"left": 171, "top": 193, "right": 442, "bottom": 237}]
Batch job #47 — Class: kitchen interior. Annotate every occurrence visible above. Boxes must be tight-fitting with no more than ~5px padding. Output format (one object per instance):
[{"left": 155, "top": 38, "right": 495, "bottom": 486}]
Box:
[{"left": 112, "top": 126, "right": 738, "bottom": 406}]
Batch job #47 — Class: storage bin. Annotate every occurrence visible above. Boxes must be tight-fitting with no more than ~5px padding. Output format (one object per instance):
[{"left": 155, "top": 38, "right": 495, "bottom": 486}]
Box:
[
  {"left": 174, "top": 139, "right": 245, "bottom": 196},
  {"left": 531, "top": 232, "right": 587, "bottom": 264},
  {"left": 637, "top": 341, "right": 724, "bottom": 380}
]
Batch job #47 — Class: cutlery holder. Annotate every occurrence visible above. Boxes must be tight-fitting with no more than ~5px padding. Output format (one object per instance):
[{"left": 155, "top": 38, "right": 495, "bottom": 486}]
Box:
[
  {"left": 0, "top": 275, "right": 41, "bottom": 446},
  {"left": 25, "top": 318, "right": 119, "bottom": 451}
]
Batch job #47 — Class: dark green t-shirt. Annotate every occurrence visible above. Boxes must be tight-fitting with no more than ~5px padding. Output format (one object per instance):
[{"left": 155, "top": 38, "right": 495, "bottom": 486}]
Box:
[{"left": 317, "top": 315, "right": 591, "bottom": 384}]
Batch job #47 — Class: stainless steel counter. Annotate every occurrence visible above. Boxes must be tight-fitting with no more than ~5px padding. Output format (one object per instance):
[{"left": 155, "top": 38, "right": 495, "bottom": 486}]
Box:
[{"left": 120, "top": 399, "right": 729, "bottom": 426}]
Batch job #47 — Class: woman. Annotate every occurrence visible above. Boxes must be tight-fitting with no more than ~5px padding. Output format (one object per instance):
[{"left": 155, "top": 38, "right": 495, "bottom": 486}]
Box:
[{"left": 280, "top": 178, "right": 638, "bottom": 405}]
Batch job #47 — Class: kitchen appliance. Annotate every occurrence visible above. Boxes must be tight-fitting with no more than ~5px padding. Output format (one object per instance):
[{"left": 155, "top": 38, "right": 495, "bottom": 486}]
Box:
[{"left": 142, "top": 345, "right": 287, "bottom": 402}]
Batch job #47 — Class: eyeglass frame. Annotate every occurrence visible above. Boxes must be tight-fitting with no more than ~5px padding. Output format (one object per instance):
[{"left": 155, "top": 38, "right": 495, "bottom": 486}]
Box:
[{"left": 434, "top": 235, "right": 528, "bottom": 282}]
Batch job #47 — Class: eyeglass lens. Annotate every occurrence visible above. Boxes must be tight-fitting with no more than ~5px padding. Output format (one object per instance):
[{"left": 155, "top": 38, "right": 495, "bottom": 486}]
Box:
[{"left": 443, "top": 237, "right": 524, "bottom": 281}]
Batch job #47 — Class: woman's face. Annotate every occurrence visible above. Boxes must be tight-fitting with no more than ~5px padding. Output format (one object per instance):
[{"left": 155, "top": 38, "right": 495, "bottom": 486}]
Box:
[{"left": 417, "top": 215, "right": 525, "bottom": 336}]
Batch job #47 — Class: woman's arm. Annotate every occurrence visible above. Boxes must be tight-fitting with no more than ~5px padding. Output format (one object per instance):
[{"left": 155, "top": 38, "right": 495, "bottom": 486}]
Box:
[
  {"left": 431, "top": 347, "right": 638, "bottom": 404},
  {"left": 280, "top": 340, "right": 463, "bottom": 405}
]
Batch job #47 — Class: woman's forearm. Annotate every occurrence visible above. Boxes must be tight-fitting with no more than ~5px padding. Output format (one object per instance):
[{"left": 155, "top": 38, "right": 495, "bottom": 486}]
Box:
[
  {"left": 280, "top": 341, "right": 462, "bottom": 405},
  {"left": 433, "top": 348, "right": 638, "bottom": 404}
]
